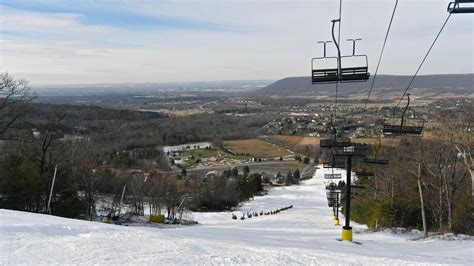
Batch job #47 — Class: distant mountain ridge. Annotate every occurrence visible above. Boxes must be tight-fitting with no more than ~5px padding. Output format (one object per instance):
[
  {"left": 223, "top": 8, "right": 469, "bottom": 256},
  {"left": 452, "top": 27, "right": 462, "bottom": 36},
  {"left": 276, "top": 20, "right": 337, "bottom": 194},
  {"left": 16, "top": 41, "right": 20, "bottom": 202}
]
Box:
[{"left": 256, "top": 74, "right": 474, "bottom": 96}]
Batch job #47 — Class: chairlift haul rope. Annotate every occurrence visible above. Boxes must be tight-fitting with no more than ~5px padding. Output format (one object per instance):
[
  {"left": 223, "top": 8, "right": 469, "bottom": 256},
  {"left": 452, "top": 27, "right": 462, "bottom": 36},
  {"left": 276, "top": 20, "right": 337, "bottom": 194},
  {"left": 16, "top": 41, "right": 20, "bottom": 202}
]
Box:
[
  {"left": 364, "top": 0, "right": 399, "bottom": 109},
  {"left": 394, "top": 13, "right": 452, "bottom": 108}
]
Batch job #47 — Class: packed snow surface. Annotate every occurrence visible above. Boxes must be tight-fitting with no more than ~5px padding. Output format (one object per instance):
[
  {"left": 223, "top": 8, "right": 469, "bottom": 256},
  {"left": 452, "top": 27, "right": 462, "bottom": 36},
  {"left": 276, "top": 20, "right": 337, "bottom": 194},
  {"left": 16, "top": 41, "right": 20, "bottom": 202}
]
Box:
[{"left": 1, "top": 167, "right": 473, "bottom": 264}]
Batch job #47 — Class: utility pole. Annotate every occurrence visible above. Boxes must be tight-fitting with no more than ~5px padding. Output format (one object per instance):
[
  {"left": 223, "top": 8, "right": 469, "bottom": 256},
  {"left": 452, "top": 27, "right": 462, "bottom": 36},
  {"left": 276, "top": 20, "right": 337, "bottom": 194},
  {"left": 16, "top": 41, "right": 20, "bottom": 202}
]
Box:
[
  {"left": 335, "top": 191, "right": 340, "bottom": 225},
  {"left": 329, "top": 151, "right": 356, "bottom": 240},
  {"left": 343, "top": 155, "right": 352, "bottom": 240},
  {"left": 332, "top": 146, "right": 366, "bottom": 241}
]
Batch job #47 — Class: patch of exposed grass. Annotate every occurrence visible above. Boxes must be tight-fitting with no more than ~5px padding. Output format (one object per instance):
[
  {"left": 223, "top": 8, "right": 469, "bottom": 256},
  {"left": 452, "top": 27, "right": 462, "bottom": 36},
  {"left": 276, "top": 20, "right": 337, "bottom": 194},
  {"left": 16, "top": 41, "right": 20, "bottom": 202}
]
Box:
[{"left": 182, "top": 149, "right": 220, "bottom": 158}]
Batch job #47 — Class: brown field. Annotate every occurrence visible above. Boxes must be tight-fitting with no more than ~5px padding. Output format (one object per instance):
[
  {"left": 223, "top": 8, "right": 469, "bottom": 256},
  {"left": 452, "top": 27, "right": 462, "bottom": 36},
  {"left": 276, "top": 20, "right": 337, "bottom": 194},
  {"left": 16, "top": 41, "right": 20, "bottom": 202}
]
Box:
[
  {"left": 351, "top": 138, "right": 401, "bottom": 147},
  {"left": 420, "top": 131, "right": 438, "bottom": 140},
  {"left": 265, "top": 134, "right": 445, "bottom": 153},
  {"left": 265, "top": 135, "right": 320, "bottom": 154},
  {"left": 223, "top": 139, "right": 293, "bottom": 158},
  {"left": 268, "top": 135, "right": 404, "bottom": 150}
]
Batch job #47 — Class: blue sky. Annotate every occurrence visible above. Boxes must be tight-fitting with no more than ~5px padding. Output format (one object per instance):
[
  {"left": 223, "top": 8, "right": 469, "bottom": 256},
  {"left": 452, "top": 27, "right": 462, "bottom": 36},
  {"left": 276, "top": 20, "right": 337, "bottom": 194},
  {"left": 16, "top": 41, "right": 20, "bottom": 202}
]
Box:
[{"left": 0, "top": 0, "right": 472, "bottom": 85}]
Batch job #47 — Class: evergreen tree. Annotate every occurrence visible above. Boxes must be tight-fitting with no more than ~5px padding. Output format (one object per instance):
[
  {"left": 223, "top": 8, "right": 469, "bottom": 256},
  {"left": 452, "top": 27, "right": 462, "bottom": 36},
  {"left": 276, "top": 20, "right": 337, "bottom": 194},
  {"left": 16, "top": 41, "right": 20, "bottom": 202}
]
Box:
[
  {"left": 286, "top": 170, "right": 293, "bottom": 185},
  {"left": 243, "top": 165, "right": 250, "bottom": 175},
  {"left": 231, "top": 167, "right": 239, "bottom": 177},
  {"left": 0, "top": 154, "right": 43, "bottom": 212},
  {"left": 303, "top": 157, "right": 310, "bottom": 164},
  {"left": 293, "top": 169, "right": 300, "bottom": 184}
]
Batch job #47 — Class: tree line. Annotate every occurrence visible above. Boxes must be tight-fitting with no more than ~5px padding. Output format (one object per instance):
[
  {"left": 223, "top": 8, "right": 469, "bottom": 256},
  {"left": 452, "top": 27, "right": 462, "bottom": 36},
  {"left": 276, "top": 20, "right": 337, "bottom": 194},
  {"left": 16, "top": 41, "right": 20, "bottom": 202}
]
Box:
[
  {"left": 348, "top": 105, "right": 473, "bottom": 235},
  {"left": 0, "top": 73, "right": 273, "bottom": 220}
]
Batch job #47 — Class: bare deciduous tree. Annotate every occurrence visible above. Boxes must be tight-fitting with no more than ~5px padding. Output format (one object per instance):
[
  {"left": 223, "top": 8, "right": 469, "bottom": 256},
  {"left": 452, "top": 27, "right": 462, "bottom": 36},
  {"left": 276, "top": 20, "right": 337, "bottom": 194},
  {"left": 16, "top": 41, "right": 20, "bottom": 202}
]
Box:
[{"left": 0, "top": 73, "right": 34, "bottom": 139}]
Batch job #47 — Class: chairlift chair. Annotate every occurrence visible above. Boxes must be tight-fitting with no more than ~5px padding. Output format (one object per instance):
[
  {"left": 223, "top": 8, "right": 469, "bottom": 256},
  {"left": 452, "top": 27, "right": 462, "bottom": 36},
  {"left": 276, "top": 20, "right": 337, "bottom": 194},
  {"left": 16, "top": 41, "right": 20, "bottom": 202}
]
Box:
[
  {"left": 364, "top": 158, "right": 389, "bottom": 165},
  {"left": 323, "top": 163, "right": 332, "bottom": 169},
  {"left": 350, "top": 185, "right": 365, "bottom": 190},
  {"left": 332, "top": 146, "right": 366, "bottom": 157},
  {"left": 339, "top": 54, "right": 370, "bottom": 82},
  {"left": 448, "top": 0, "right": 474, "bottom": 13},
  {"left": 312, "top": 41, "right": 339, "bottom": 83},
  {"left": 327, "top": 191, "right": 337, "bottom": 200},
  {"left": 325, "top": 173, "right": 342, "bottom": 180},
  {"left": 383, "top": 94, "right": 424, "bottom": 136},
  {"left": 323, "top": 156, "right": 346, "bottom": 168},
  {"left": 311, "top": 20, "right": 370, "bottom": 84},
  {"left": 320, "top": 137, "right": 352, "bottom": 148},
  {"left": 339, "top": 38, "right": 370, "bottom": 82},
  {"left": 312, "top": 56, "right": 339, "bottom": 83},
  {"left": 355, "top": 171, "right": 374, "bottom": 177},
  {"left": 362, "top": 139, "right": 389, "bottom": 165},
  {"left": 326, "top": 182, "right": 338, "bottom": 190},
  {"left": 327, "top": 190, "right": 340, "bottom": 207}
]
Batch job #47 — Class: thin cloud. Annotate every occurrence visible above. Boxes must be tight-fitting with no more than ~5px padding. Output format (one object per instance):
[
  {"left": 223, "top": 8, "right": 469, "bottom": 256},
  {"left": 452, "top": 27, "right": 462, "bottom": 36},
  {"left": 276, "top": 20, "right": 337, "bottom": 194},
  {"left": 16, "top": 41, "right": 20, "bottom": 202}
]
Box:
[{"left": 0, "top": 0, "right": 472, "bottom": 85}]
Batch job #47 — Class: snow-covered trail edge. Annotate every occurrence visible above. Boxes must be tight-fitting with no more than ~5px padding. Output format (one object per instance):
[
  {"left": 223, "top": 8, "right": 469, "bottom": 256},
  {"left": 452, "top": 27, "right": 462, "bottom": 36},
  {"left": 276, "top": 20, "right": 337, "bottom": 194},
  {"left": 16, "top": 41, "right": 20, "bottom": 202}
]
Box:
[{"left": 1, "top": 167, "right": 473, "bottom": 264}]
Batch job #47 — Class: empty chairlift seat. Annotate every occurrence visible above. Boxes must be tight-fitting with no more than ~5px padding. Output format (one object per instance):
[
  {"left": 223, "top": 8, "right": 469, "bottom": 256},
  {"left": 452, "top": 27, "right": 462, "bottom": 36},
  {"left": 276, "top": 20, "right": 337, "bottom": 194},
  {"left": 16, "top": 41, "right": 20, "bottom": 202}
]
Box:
[
  {"left": 324, "top": 173, "right": 342, "bottom": 179},
  {"left": 311, "top": 19, "right": 370, "bottom": 84},
  {"left": 311, "top": 55, "right": 370, "bottom": 83},
  {"left": 382, "top": 124, "right": 423, "bottom": 135},
  {"left": 383, "top": 93, "right": 424, "bottom": 136},
  {"left": 364, "top": 158, "right": 389, "bottom": 165},
  {"left": 339, "top": 55, "right": 370, "bottom": 82},
  {"left": 311, "top": 57, "right": 339, "bottom": 83},
  {"left": 323, "top": 156, "right": 346, "bottom": 169},
  {"left": 448, "top": 0, "right": 474, "bottom": 13},
  {"left": 320, "top": 138, "right": 352, "bottom": 148}
]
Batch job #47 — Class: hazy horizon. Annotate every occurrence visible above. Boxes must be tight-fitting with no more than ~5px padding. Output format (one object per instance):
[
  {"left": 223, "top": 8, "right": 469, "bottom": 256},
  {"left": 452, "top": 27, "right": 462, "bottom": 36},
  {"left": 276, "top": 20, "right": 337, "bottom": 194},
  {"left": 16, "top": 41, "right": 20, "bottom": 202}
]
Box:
[{"left": 28, "top": 73, "right": 473, "bottom": 88}]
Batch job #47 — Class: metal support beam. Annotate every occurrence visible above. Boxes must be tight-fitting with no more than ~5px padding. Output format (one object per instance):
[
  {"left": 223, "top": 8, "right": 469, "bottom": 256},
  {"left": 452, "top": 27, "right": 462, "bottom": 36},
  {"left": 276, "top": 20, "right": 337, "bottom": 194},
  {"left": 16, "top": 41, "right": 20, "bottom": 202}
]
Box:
[{"left": 344, "top": 156, "right": 352, "bottom": 231}]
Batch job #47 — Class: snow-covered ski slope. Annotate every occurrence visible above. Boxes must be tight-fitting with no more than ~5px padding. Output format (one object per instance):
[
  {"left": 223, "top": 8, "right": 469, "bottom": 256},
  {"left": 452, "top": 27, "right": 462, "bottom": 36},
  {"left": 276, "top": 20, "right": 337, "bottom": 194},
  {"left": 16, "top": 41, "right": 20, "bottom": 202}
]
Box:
[{"left": 1, "top": 168, "right": 472, "bottom": 264}]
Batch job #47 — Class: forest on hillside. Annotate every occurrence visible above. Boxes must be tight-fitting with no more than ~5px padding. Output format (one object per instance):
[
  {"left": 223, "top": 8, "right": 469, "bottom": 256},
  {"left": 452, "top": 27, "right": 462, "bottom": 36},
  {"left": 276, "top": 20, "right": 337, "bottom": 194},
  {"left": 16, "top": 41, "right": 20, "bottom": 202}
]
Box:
[{"left": 1, "top": 73, "right": 473, "bottom": 235}]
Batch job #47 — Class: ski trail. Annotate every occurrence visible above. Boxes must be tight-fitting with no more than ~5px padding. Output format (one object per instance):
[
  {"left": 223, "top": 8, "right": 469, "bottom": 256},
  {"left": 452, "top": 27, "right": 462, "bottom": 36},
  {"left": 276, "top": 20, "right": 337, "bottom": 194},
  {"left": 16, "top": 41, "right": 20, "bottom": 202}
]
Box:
[{"left": 1, "top": 167, "right": 473, "bottom": 264}]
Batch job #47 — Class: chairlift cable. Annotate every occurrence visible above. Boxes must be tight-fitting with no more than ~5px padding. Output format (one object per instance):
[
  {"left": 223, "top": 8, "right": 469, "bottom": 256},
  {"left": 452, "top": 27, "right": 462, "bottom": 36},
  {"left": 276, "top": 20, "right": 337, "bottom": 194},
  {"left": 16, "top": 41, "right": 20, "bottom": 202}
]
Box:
[
  {"left": 334, "top": 0, "right": 343, "bottom": 120},
  {"left": 337, "top": 0, "right": 342, "bottom": 44},
  {"left": 364, "top": 0, "right": 399, "bottom": 109},
  {"left": 394, "top": 12, "right": 452, "bottom": 108}
]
